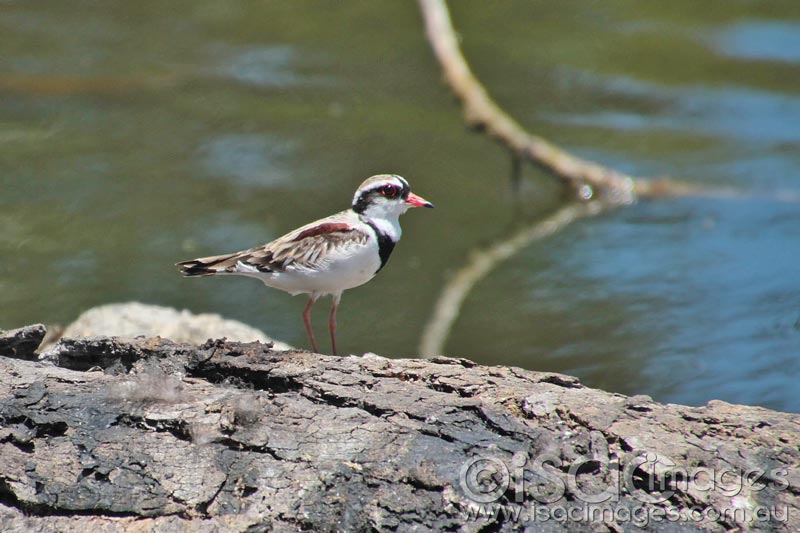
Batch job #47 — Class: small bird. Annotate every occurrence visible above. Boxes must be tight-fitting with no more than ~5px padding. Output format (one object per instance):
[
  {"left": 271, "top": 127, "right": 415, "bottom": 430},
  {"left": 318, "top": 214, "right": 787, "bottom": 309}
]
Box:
[{"left": 177, "top": 174, "right": 433, "bottom": 355}]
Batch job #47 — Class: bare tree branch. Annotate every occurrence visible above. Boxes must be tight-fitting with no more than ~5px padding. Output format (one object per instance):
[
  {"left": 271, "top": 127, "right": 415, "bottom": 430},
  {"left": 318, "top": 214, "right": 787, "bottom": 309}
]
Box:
[{"left": 416, "top": 0, "right": 703, "bottom": 202}]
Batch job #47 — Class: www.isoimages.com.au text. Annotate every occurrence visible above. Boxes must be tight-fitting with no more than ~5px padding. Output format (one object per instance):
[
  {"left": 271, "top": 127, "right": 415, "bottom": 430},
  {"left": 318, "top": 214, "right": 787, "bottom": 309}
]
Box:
[{"left": 463, "top": 502, "right": 789, "bottom": 527}]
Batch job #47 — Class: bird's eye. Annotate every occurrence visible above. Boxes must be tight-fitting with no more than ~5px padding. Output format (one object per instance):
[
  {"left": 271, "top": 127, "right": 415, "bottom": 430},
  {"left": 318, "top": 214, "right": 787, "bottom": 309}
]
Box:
[{"left": 381, "top": 185, "right": 398, "bottom": 198}]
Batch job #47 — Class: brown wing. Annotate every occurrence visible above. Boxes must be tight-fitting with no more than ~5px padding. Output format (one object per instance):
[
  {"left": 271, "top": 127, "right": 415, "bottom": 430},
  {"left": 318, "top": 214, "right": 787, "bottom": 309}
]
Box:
[
  {"left": 252, "top": 222, "right": 369, "bottom": 271},
  {"left": 177, "top": 217, "right": 368, "bottom": 276}
]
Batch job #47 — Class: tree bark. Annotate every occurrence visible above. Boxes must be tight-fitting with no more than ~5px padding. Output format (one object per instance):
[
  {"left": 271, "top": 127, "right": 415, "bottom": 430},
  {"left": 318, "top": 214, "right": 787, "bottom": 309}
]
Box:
[{"left": 0, "top": 327, "right": 797, "bottom": 532}]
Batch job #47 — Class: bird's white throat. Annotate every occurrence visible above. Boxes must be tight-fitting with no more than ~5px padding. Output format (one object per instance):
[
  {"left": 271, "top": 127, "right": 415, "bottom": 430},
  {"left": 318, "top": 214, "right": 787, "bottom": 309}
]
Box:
[{"left": 359, "top": 205, "right": 406, "bottom": 241}]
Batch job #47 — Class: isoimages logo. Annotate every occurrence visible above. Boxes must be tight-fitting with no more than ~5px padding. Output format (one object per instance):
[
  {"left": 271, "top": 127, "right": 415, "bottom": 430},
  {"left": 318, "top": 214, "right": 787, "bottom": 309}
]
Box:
[
  {"left": 459, "top": 450, "right": 789, "bottom": 506},
  {"left": 460, "top": 456, "right": 514, "bottom": 503},
  {"left": 458, "top": 450, "right": 790, "bottom": 526}
]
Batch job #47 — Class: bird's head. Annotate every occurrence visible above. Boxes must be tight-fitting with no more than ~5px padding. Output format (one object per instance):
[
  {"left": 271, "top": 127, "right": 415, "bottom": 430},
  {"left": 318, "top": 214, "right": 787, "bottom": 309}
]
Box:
[{"left": 351, "top": 174, "right": 434, "bottom": 220}]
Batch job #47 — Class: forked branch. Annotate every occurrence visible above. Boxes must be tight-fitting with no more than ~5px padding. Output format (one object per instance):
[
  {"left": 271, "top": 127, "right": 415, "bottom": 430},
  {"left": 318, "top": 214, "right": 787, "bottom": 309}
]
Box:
[{"left": 417, "top": 0, "right": 699, "bottom": 202}]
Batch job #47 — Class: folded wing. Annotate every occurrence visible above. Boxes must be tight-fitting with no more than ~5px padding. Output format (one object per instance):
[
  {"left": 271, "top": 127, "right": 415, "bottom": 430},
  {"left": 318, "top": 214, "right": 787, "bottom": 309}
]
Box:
[{"left": 177, "top": 217, "right": 369, "bottom": 276}]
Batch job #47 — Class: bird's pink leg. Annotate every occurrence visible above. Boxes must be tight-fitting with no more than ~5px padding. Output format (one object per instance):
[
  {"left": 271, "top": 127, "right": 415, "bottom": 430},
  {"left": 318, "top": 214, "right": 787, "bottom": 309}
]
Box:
[
  {"left": 329, "top": 293, "right": 341, "bottom": 356},
  {"left": 303, "top": 296, "right": 318, "bottom": 353}
]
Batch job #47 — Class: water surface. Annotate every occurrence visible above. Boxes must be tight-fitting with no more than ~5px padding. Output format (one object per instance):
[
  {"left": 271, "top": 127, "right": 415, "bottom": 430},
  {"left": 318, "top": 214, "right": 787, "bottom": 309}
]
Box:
[{"left": 1, "top": 1, "right": 798, "bottom": 412}]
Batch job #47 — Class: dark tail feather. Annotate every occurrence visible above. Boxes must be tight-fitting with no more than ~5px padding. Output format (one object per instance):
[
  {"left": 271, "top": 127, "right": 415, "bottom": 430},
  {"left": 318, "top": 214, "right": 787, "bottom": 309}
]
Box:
[
  {"left": 176, "top": 260, "right": 216, "bottom": 277},
  {"left": 176, "top": 252, "right": 240, "bottom": 277}
]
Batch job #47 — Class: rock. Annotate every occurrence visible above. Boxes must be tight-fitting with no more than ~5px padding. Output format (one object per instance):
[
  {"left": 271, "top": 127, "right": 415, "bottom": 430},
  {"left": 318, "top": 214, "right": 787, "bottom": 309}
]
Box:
[
  {"left": 59, "top": 302, "right": 292, "bottom": 350},
  {"left": 0, "top": 324, "right": 46, "bottom": 360},
  {"left": 1, "top": 332, "right": 798, "bottom": 532}
]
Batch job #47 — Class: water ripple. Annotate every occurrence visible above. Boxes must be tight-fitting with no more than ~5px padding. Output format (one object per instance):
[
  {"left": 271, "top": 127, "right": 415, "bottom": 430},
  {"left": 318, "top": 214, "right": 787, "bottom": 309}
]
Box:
[
  {"left": 197, "top": 133, "right": 297, "bottom": 187},
  {"left": 546, "top": 70, "right": 800, "bottom": 143},
  {"left": 714, "top": 20, "right": 800, "bottom": 64}
]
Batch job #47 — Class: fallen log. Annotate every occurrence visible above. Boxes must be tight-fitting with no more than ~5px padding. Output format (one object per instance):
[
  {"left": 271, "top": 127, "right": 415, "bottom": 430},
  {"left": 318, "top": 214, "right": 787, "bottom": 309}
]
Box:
[{"left": 0, "top": 326, "right": 797, "bottom": 532}]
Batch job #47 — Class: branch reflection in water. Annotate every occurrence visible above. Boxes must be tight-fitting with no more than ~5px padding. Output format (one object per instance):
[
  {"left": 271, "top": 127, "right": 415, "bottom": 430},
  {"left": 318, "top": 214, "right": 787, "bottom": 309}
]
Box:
[{"left": 419, "top": 201, "right": 605, "bottom": 357}]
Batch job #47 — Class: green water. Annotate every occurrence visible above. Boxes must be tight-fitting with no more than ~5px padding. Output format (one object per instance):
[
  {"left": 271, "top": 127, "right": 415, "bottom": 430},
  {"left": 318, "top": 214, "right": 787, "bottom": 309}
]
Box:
[{"left": 2, "top": 1, "right": 798, "bottom": 412}]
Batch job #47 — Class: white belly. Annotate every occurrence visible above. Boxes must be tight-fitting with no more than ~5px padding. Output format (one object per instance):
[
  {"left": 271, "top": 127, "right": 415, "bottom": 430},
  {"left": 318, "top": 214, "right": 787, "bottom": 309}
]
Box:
[{"left": 242, "top": 240, "right": 382, "bottom": 296}]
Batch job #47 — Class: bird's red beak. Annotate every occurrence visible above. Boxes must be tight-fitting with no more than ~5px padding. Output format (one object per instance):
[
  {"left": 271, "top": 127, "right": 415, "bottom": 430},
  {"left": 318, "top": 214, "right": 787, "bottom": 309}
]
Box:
[{"left": 406, "top": 192, "right": 434, "bottom": 208}]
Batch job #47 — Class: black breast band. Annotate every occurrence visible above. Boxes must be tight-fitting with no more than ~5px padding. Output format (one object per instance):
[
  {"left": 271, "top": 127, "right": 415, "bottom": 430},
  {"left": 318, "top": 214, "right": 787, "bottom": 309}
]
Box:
[{"left": 363, "top": 219, "right": 396, "bottom": 273}]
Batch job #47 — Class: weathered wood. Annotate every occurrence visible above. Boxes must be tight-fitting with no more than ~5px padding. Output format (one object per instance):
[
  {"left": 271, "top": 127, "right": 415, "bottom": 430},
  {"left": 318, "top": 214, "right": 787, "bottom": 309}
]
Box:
[
  {"left": 0, "top": 324, "right": 46, "bottom": 361},
  {"left": 0, "top": 327, "right": 797, "bottom": 532}
]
